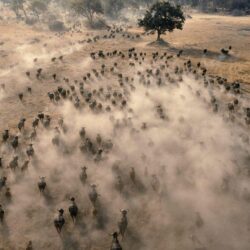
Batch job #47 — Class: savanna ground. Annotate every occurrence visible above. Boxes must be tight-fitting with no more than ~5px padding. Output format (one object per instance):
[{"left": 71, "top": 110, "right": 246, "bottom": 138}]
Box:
[
  {"left": 0, "top": 14, "right": 250, "bottom": 129},
  {"left": 0, "top": 10, "right": 250, "bottom": 250},
  {"left": 0, "top": 13, "right": 250, "bottom": 131}
]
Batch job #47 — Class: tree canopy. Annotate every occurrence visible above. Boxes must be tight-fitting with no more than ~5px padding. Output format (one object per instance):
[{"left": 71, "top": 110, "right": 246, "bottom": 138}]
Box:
[
  {"left": 138, "top": 1, "right": 185, "bottom": 41},
  {"left": 10, "top": 0, "right": 26, "bottom": 19},
  {"left": 71, "top": 0, "right": 103, "bottom": 24},
  {"left": 29, "top": 0, "right": 47, "bottom": 20}
]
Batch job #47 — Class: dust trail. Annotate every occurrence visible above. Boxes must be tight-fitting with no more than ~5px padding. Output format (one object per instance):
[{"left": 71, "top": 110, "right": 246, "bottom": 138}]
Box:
[
  {"left": 0, "top": 4, "right": 249, "bottom": 249},
  {"left": 0, "top": 87, "right": 5, "bottom": 101},
  {"left": 1, "top": 59, "right": 249, "bottom": 249}
]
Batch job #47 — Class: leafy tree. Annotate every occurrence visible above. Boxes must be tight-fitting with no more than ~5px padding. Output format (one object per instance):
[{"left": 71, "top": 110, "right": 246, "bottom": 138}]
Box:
[
  {"left": 71, "top": 0, "right": 103, "bottom": 25},
  {"left": 138, "top": 1, "right": 185, "bottom": 41},
  {"left": 230, "top": 0, "right": 249, "bottom": 10}
]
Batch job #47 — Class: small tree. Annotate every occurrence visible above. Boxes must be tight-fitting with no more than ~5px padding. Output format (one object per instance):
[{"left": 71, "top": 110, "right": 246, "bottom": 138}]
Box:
[
  {"left": 10, "top": 0, "right": 28, "bottom": 20},
  {"left": 138, "top": 1, "right": 185, "bottom": 41},
  {"left": 71, "top": 0, "right": 103, "bottom": 25},
  {"left": 29, "top": 0, "right": 47, "bottom": 21}
]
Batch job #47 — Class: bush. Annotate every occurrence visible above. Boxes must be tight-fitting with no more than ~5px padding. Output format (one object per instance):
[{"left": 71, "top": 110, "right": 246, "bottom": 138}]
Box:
[
  {"left": 231, "top": 9, "right": 246, "bottom": 16},
  {"left": 25, "top": 18, "right": 37, "bottom": 25},
  {"left": 48, "top": 20, "right": 66, "bottom": 31},
  {"left": 86, "top": 17, "right": 108, "bottom": 29}
]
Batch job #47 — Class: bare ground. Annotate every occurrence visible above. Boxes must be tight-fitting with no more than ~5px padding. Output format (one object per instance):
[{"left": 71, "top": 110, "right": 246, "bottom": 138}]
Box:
[{"left": 0, "top": 13, "right": 249, "bottom": 250}]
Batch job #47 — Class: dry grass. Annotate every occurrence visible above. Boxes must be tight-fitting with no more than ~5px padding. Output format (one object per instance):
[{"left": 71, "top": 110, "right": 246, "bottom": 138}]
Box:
[
  {"left": 0, "top": 12, "right": 249, "bottom": 250},
  {"left": 0, "top": 13, "right": 250, "bottom": 132},
  {"left": 135, "top": 14, "right": 250, "bottom": 84}
]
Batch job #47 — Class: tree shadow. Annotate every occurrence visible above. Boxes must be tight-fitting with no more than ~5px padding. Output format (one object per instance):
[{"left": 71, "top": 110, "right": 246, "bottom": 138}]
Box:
[
  {"left": 148, "top": 39, "right": 170, "bottom": 47},
  {"left": 168, "top": 46, "right": 242, "bottom": 62},
  {"left": 147, "top": 40, "right": 244, "bottom": 63}
]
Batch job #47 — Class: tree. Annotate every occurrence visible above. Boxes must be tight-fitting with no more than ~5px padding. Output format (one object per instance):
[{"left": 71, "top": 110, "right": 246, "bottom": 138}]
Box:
[
  {"left": 10, "top": 0, "right": 28, "bottom": 19},
  {"left": 71, "top": 0, "right": 103, "bottom": 25},
  {"left": 29, "top": 0, "right": 47, "bottom": 21},
  {"left": 230, "top": 0, "right": 249, "bottom": 10},
  {"left": 138, "top": 1, "right": 185, "bottom": 41}
]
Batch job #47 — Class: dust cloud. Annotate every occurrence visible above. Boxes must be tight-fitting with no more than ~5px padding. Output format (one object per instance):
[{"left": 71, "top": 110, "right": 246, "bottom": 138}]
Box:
[{"left": 1, "top": 56, "right": 250, "bottom": 250}]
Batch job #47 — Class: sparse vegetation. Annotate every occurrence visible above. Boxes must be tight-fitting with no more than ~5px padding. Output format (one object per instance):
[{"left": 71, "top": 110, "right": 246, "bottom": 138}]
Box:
[
  {"left": 0, "top": 1, "right": 250, "bottom": 250},
  {"left": 29, "top": 0, "right": 47, "bottom": 21},
  {"left": 9, "top": 0, "right": 27, "bottom": 19},
  {"left": 71, "top": 0, "right": 103, "bottom": 25},
  {"left": 175, "top": 0, "right": 250, "bottom": 13},
  {"left": 104, "top": 0, "right": 124, "bottom": 18}
]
